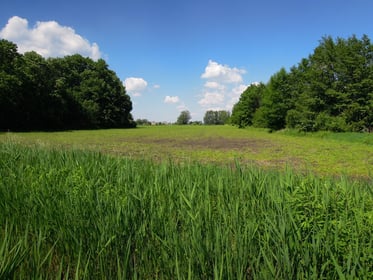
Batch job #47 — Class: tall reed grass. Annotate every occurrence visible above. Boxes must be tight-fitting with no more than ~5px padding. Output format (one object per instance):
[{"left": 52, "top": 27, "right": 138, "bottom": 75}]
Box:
[{"left": 0, "top": 142, "right": 372, "bottom": 279}]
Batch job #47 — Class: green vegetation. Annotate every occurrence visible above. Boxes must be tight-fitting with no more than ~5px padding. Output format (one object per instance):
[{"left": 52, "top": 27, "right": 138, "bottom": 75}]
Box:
[
  {"left": 1, "top": 141, "right": 372, "bottom": 279},
  {"left": 0, "top": 39, "right": 135, "bottom": 131},
  {"left": 230, "top": 84, "right": 265, "bottom": 128},
  {"left": 2, "top": 126, "right": 372, "bottom": 178},
  {"left": 1, "top": 32, "right": 373, "bottom": 278},
  {"left": 231, "top": 35, "right": 373, "bottom": 132},
  {"left": 176, "top": 110, "right": 192, "bottom": 125},
  {"left": 203, "top": 110, "right": 231, "bottom": 125}
]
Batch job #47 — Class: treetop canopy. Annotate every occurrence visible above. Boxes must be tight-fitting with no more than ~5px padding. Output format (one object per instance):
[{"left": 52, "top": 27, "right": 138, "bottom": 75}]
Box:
[{"left": 0, "top": 39, "right": 135, "bottom": 130}]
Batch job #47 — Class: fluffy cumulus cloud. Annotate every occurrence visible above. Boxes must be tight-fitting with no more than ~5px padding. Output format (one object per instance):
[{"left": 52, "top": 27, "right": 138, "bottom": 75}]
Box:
[
  {"left": 201, "top": 60, "right": 246, "bottom": 84},
  {"left": 124, "top": 77, "right": 148, "bottom": 97},
  {"left": 204, "top": 81, "right": 225, "bottom": 90},
  {"left": 226, "top": 84, "right": 249, "bottom": 109},
  {"left": 164, "top": 96, "right": 180, "bottom": 104},
  {"left": 198, "top": 92, "right": 225, "bottom": 107},
  {"left": 164, "top": 95, "right": 188, "bottom": 114},
  {"left": 0, "top": 16, "right": 101, "bottom": 60},
  {"left": 199, "top": 60, "right": 248, "bottom": 110}
]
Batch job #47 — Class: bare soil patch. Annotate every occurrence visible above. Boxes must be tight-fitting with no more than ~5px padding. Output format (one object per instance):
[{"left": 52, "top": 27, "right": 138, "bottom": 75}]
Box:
[{"left": 134, "top": 137, "right": 275, "bottom": 152}]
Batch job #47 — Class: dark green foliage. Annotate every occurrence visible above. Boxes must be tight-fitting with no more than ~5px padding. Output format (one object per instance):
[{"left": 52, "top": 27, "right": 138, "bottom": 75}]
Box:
[
  {"left": 203, "top": 110, "right": 230, "bottom": 125},
  {"left": 176, "top": 110, "right": 191, "bottom": 124},
  {"left": 135, "top": 118, "right": 152, "bottom": 125},
  {"left": 288, "top": 35, "right": 373, "bottom": 132},
  {"left": 0, "top": 40, "right": 23, "bottom": 130},
  {"left": 232, "top": 35, "right": 373, "bottom": 132},
  {"left": 253, "top": 69, "right": 296, "bottom": 130},
  {"left": 230, "top": 83, "right": 265, "bottom": 128},
  {"left": 0, "top": 40, "right": 135, "bottom": 130}
]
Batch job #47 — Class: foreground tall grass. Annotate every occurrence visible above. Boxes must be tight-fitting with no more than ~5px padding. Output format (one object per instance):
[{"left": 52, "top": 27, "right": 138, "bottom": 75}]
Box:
[{"left": 1, "top": 142, "right": 372, "bottom": 279}]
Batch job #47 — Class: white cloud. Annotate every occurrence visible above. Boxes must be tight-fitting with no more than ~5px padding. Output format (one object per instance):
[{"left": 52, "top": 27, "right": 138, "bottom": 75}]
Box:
[
  {"left": 204, "top": 81, "right": 225, "bottom": 90},
  {"left": 124, "top": 77, "right": 148, "bottom": 97},
  {"left": 201, "top": 60, "right": 246, "bottom": 83},
  {"left": 198, "top": 60, "right": 252, "bottom": 111},
  {"left": 225, "top": 84, "right": 249, "bottom": 110},
  {"left": 153, "top": 84, "right": 161, "bottom": 89},
  {"left": 231, "top": 84, "right": 249, "bottom": 99},
  {"left": 198, "top": 91, "right": 225, "bottom": 107},
  {"left": 164, "top": 95, "right": 187, "bottom": 114},
  {"left": 0, "top": 16, "right": 101, "bottom": 60},
  {"left": 164, "top": 96, "right": 180, "bottom": 104}
]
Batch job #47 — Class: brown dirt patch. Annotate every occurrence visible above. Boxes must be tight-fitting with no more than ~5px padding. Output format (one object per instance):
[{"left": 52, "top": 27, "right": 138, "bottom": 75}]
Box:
[{"left": 133, "top": 137, "right": 275, "bottom": 152}]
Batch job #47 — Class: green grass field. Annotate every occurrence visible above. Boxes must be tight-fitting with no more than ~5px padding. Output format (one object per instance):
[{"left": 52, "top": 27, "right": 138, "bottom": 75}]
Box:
[
  {"left": 1, "top": 125, "right": 372, "bottom": 178},
  {"left": 0, "top": 126, "right": 372, "bottom": 279}
]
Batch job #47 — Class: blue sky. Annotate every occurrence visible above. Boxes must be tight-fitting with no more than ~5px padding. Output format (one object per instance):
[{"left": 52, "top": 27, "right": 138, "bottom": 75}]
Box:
[{"left": 1, "top": 0, "right": 373, "bottom": 122}]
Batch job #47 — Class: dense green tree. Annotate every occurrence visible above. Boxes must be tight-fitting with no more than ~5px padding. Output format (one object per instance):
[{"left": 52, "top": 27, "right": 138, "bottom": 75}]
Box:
[
  {"left": 20, "top": 51, "right": 57, "bottom": 129},
  {"left": 0, "top": 40, "right": 135, "bottom": 130},
  {"left": 0, "top": 40, "right": 23, "bottom": 129},
  {"left": 203, "top": 110, "right": 230, "bottom": 125},
  {"left": 288, "top": 35, "right": 373, "bottom": 132},
  {"left": 47, "top": 55, "right": 93, "bottom": 128},
  {"left": 76, "top": 58, "right": 134, "bottom": 128},
  {"left": 231, "top": 35, "right": 373, "bottom": 132},
  {"left": 252, "top": 69, "right": 296, "bottom": 130},
  {"left": 230, "top": 83, "right": 265, "bottom": 128},
  {"left": 176, "top": 110, "right": 191, "bottom": 125},
  {"left": 136, "top": 119, "right": 152, "bottom": 125}
]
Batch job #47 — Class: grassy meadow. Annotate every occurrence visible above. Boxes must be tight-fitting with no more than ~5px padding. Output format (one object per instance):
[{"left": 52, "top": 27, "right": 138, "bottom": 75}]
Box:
[
  {"left": 0, "top": 126, "right": 372, "bottom": 279},
  {"left": 1, "top": 125, "right": 373, "bottom": 178}
]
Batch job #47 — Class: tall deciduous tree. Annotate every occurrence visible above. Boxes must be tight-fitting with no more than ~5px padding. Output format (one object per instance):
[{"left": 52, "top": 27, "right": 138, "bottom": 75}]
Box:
[
  {"left": 288, "top": 35, "right": 373, "bottom": 131},
  {"left": 0, "top": 40, "right": 135, "bottom": 130},
  {"left": 253, "top": 69, "right": 297, "bottom": 130},
  {"left": 176, "top": 110, "right": 191, "bottom": 125},
  {"left": 231, "top": 34, "right": 373, "bottom": 132},
  {"left": 230, "top": 83, "right": 265, "bottom": 128},
  {"left": 0, "top": 39, "right": 23, "bottom": 129}
]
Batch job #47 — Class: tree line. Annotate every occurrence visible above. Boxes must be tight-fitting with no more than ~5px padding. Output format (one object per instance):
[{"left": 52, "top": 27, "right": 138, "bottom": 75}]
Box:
[
  {"left": 173, "top": 110, "right": 230, "bottom": 125},
  {"left": 231, "top": 35, "right": 373, "bottom": 132},
  {"left": 0, "top": 39, "right": 135, "bottom": 131}
]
